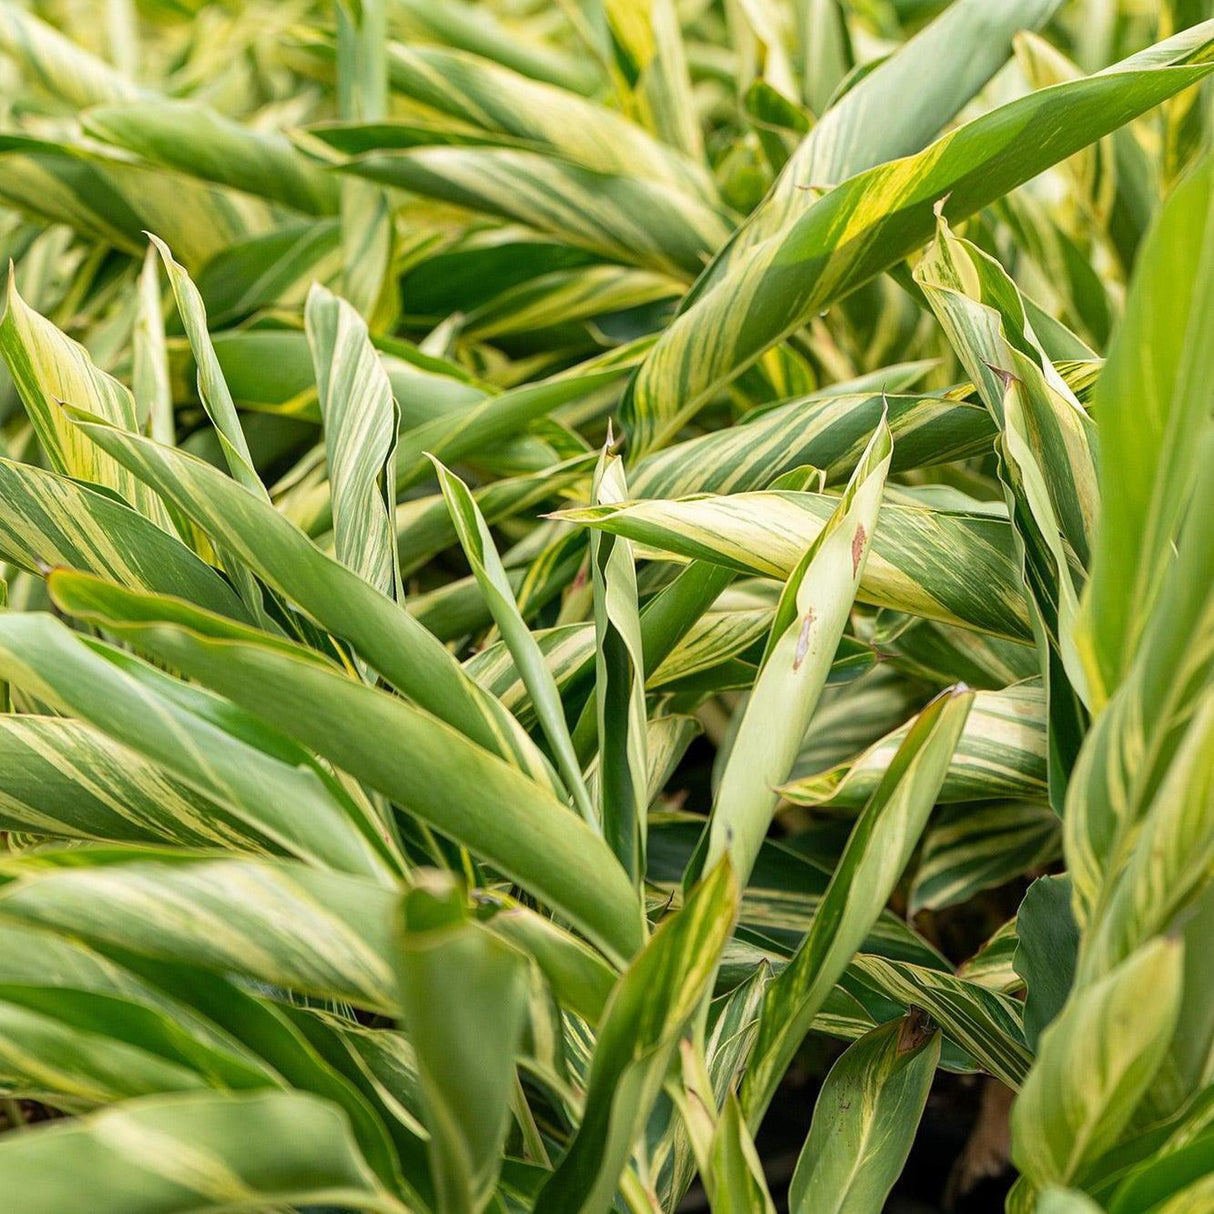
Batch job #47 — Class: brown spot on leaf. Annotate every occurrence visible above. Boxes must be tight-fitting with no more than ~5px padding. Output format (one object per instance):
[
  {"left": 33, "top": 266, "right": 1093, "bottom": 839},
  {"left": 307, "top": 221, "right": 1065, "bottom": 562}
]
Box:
[
  {"left": 793, "top": 609, "right": 815, "bottom": 669},
  {"left": 851, "top": 524, "right": 866, "bottom": 577},
  {"left": 898, "top": 1005, "right": 936, "bottom": 1053}
]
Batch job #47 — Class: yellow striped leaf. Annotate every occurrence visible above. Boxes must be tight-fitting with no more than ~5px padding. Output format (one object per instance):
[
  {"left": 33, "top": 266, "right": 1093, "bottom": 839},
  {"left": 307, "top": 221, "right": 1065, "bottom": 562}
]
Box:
[
  {"left": 0, "top": 1090, "right": 408, "bottom": 1213},
  {"left": 784, "top": 682, "right": 1048, "bottom": 808},
  {"left": 307, "top": 284, "right": 401, "bottom": 606},
  {"left": 0, "top": 279, "right": 173, "bottom": 532},
  {"left": 624, "top": 23, "right": 1214, "bottom": 453},
  {"left": 556, "top": 490, "right": 1033, "bottom": 641},
  {"left": 1012, "top": 939, "right": 1184, "bottom": 1189}
]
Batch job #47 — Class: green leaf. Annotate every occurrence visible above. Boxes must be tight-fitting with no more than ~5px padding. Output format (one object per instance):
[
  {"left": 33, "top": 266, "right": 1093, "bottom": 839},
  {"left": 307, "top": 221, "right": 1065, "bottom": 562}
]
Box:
[
  {"left": 1036, "top": 1190, "right": 1106, "bottom": 1214},
  {"left": 915, "top": 209, "right": 1097, "bottom": 803},
  {"left": 0, "top": 135, "right": 278, "bottom": 267},
  {"left": 0, "top": 997, "right": 211, "bottom": 1109},
  {"left": 393, "top": 0, "right": 600, "bottom": 93},
  {"left": 846, "top": 955, "right": 1032, "bottom": 1089},
  {"left": 349, "top": 40, "right": 713, "bottom": 197},
  {"left": 69, "top": 419, "right": 560, "bottom": 792},
  {"left": 392, "top": 347, "right": 639, "bottom": 492},
  {"left": 148, "top": 235, "right": 263, "bottom": 496},
  {"left": 0, "top": 714, "right": 280, "bottom": 853},
  {"left": 1012, "top": 938, "right": 1184, "bottom": 1189},
  {"left": 397, "top": 454, "right": 595, "bottom": 578},
  {"left": 0, "top": 4, "right": 144, "bottom": 108},
  {"left": 676, "top": 1070, "right": 776, "bottom": 1214},
  {"left": 332, "top": 144, "right": 731, "bottom": 278},
  {"left": 1080, "top": 690, "right": 1213, "bottom": 977},
  {"left": 0, "top": 853, "right": 400, "bottom": 1013},
  {"left": 83, "top": 102, "right": 339, "bottom": 215},
  {"left": 133, "top": 245, "right": 173, "bottom": 446},
  {"left": 1063, "top": 162, "right": 1214, "bottom": 926},
  {"left": 393, "top": 871, "right": 529, "bottom": 1214},
  {"left": 432, "top": 457, "right": 593, "bottom": 823},
  {"left": 1014, "top": 875, "right": 1081, "bottom": 1051},
  {"left": 629, "top": 387, "right": 994, "bottom": 499},
  {"left": 534, "top": 859, "right": 739, "bottom": 1214},
  {"left": 336, "top": 0, "right": 393, "bottom": 320},
  {"left": 601, "top": 0, "right": 702, "bottom": 157},
  {"left": 0, "top": 457, "right": 248, "bottom": 621},
  {"left": 789, "top": 1012, "right": 941, "bottom": 1214}
]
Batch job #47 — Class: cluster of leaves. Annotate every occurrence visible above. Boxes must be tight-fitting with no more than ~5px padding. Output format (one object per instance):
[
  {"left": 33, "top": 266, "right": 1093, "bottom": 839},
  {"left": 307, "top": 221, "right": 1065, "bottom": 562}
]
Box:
[{"left": 0, "top": 1, "right": 1209, "bottom": 1211}]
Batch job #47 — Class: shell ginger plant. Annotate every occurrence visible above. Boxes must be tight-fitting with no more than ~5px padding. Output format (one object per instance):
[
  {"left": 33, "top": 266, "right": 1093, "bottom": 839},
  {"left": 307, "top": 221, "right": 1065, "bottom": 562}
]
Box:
[{"left": 0, "top": 1, "right": 1209, "bottom": 1212}]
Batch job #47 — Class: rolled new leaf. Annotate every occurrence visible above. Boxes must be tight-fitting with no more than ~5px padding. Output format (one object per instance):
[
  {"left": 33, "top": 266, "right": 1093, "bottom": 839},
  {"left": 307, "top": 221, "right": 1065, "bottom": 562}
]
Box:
[
  {"left": 589, "top": 446, "right": 649, "bottom": 885},
  {"left": 700, "top": 414, "right": 891, "bottom": 888}
]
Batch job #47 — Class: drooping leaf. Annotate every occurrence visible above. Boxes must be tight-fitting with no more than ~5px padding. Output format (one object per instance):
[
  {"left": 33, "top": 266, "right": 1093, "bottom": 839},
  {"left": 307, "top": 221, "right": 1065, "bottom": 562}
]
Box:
[
  {"left": 68, "top": 419, "right": 561, "bottom": 792},
  {"left": 48, "top": 571, "right": 645, "bottom": 966},
  {"left": 557, "top": 490, "right": 1033, "bottom": 642}
]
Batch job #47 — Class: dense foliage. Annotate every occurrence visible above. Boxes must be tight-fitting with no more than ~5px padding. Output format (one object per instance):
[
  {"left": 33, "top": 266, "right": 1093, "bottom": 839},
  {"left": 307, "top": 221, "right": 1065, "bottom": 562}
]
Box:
[{"left": 0, "top": 1, "right": 1210, "bottom": 1211}]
